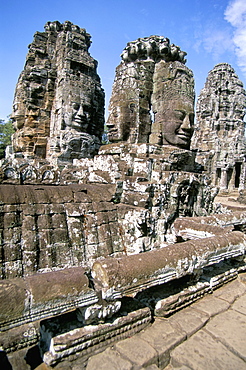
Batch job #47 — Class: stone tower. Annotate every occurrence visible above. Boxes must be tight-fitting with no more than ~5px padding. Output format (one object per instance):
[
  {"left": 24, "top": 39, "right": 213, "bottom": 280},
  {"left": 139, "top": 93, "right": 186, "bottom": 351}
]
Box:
[
  {"left": 192, "top": 63, "right": 246, "bottom": 191},
  {"left": 107, "top": 36, "right": 194, "bottom": 149},
  {"left": 11, "top": 21, "right": 104, "bottom": 162}
]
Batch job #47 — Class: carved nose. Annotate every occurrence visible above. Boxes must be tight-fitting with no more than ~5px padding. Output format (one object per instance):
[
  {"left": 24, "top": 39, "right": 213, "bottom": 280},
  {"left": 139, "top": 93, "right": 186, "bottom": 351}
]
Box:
[
  {"left": 76, "top": 105, "right": 84, "bottom": 117},
  {"left": 181, "top": 115, "right": 192, "bottom": 130}
]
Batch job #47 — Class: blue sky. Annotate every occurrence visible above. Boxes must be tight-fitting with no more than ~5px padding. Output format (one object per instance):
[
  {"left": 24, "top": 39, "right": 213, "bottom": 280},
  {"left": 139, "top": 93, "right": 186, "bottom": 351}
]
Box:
[{"left": 1, "top": 0, "right": 246, "bottom": 120}]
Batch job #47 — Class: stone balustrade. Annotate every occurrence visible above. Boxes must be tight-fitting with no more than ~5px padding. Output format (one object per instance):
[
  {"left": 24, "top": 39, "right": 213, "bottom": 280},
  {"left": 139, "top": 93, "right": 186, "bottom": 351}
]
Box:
[{"left": 91, "top": 231, "right": 246, "bottom": 299}]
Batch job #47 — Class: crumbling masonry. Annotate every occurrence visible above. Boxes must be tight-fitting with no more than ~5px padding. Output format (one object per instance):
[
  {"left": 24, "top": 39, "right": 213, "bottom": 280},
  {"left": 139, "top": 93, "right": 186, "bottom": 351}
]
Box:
[{"left": 0, "top": 21, "right": 246, "bottom": 369}]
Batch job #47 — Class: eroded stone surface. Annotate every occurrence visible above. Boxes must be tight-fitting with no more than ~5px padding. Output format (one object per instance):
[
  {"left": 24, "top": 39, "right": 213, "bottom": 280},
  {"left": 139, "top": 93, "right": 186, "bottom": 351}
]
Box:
[
  {"left": 107, "top": 36, "right": 194, "bottom": 150},
  {"left": 192, "top": 63, "right": 246, "bottom": 191},
  {"left": 191, "top": 295, "right": 230, "bottom": 318},
  {"left": 213, "top": 278, "right": 246, "bottom": 304},
  {"left": 231, "top": 294, "right": 246, "bottom": 315},
  {"left": 170, "top": 329, "right": 246, "bottom": 370},
  {"left": 167, "top": 306, "right": 209, "bottom": 337},
  {"left": 86, "top": 347, "right": 133, "bottom": 370},
  {"left": 10, "top": 21, "right": 104, "bottom": 162},
  {"left": 137, "top": 318, "right": 186, "bottom": 368},
  {"left": 114, "top": 336, "right": 158, "bottom": 368},
  {"left": 205, "top": 309, "right": 246, "bottom": 361}
]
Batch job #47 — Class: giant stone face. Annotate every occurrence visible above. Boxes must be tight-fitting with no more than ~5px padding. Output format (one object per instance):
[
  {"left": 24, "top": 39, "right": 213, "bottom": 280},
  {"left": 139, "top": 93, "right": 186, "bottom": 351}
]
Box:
[
  {"left": 107, "top": 37, "right": 195, "bottom": 150},
  {"left": 11, "top": 21, "right": 105, "bottom": 162}
]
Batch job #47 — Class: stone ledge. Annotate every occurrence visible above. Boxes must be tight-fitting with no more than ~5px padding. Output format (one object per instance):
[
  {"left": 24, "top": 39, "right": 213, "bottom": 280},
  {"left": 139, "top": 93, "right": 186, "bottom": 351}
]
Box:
[
  {"left": 92, "top": 231, "right": 246, "bottom": 299},
  {"left": 42, "top": 307, "right": 151, "bottom": 367},
  {"left": 82, "top": 280, "right": 246, "bottom": 370}
]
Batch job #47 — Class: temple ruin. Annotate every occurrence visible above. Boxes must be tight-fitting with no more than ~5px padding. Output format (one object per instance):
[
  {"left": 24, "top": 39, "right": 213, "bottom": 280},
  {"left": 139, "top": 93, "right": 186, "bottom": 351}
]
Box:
[
  {"left": 0, "top": 22, "right": 246, "bottom": 369},
  {"left": 192, "top": 63, "right": 246, "bottom": 191},
  {"left": 11, "top": 21, "right": 105, "bottom": 162}
]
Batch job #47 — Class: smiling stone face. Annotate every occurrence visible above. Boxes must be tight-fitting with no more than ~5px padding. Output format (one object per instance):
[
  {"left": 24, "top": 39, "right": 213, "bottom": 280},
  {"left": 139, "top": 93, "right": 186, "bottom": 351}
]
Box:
[
  {"left": 63, "top": 101, "right": 91, "bottom": 132},
  {"left": 160, "top": 101, "right": 194, "bottom": 149},
  {"left": 10, "top": 21, "right": 105, "bottom": 162},
  {"left": 150, "top": 60, "right": 195, "bottom": 149},
  {"left": 107, "top": 39, "right": 195, "bottom": 149}
]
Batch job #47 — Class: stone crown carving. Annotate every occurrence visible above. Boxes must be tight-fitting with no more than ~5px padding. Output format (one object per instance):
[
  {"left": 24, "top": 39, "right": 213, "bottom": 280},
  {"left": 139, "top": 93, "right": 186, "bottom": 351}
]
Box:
[{"left": 121, "top": 35, "right": 187, "bottom": 63}]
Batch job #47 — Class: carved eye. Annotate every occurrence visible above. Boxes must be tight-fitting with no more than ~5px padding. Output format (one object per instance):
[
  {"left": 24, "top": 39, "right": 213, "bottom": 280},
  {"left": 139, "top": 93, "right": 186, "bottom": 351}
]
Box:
[
  {"left": 72, "top": 102, "right": 80, "bottom": 110},
  {"left": 174, "top": 110, "right": 185, "bottom": 120}
]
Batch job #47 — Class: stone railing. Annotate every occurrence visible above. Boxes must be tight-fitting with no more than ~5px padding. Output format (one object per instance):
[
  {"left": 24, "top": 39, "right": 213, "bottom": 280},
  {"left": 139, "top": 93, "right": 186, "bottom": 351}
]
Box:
[{"left": 91, "top": 231, "right": 246, "bottom": 299}]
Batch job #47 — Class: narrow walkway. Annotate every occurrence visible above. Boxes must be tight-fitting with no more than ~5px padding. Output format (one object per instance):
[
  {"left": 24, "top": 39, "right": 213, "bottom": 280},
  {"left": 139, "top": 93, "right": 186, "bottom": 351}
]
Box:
[
  {"left": 84, "top": 273, "right": 246, "bottom": 370},
  {"left": 215, "top": 191, "right": 246, "bottom": 211}
]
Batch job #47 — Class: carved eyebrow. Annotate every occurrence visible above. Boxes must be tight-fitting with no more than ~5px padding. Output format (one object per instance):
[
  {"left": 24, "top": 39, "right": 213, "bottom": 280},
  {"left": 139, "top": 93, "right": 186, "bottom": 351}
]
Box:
[
  {"left": 174, "top": 109, "right": 186, "bottom": 116},
  {"left": 174, "top": 109, "right": 194, "bottom": 116}
]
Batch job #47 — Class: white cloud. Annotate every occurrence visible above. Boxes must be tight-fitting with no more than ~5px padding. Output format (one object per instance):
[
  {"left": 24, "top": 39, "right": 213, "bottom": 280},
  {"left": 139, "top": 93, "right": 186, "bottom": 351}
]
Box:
[
  {"left": 191, "top": 10, "right": 234, "bottom": 62},
  {"left": 202, "top": 28, "right": 233, "bottom": 59},
  {"left": 225, "top": 0, "right": 246, "bottom": 26},
  {"left": 225, "top": 0, "right": 246, "bottom": 75}
]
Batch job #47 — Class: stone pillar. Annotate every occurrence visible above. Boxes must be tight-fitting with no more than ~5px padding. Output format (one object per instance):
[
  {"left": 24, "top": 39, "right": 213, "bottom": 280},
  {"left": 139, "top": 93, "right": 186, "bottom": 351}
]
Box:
[
  {"left": 220, "top": 169, "right": 228, "bottom": 190},
  {"left": 239, "top": 161, "right": 246, "bottom": 190},
  {"left": 193, "top": 63, "right": 246, "bottom": 190}
]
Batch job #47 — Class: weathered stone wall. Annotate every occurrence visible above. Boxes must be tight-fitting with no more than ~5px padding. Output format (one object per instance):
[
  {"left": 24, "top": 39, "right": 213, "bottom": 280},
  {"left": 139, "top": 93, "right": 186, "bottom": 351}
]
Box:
[
  {"left": 11, "top": 21, "right": 104, "bottom": 162},
  {"left": 107, "top": 36, "right": 194, "bottom": 149},
  {"left": 0, "top": 184, "right": 123, "bottom": 279},
  {"left": 191, "top": 63, "right": 246, "bottom": 191},
  {"left": 2, "top": 26, "right": 246, "bottom": 369},
  {"left": 0, "top": 159, "right": 217, "bottom": 280}
]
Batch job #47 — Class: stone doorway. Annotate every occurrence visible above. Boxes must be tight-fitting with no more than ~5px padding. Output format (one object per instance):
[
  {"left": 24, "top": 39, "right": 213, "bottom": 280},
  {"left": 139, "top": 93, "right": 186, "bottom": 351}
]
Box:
[{"left": 235, "top": 162, "right": 241, "bottom": 188}]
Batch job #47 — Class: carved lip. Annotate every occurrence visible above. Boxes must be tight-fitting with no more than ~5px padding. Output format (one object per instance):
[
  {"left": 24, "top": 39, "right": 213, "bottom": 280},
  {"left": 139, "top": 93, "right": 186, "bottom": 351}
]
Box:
[
  {"left": 73, "top": 118, "right": 87, "bottom": 125},
  {"left": 177, "top": 133, "right": 191, "bottom": 141},
  {"left": 107, "top": 129, "right": 118, "bottom": 136}
]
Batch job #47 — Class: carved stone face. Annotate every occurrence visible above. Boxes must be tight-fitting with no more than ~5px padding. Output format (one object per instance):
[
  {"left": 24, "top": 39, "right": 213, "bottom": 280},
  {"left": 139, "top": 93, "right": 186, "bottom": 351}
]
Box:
[
  {"left": 59, "top": 131, "right": 100, "bottom": 160},
  {"left": 107, "top": 104, "right": 136, "bottom": 142},
  {"left": 11, "top": 102, "right": 25, "bottom": 130},
  {"left": 63, "top": 101, "right": 91, "bottom": 132},
  {"left": 107, "top": 107, "right": 121, "bottom": 141},
  {"left": 161, "top": 100, "right": 194, "bottom": 149}
]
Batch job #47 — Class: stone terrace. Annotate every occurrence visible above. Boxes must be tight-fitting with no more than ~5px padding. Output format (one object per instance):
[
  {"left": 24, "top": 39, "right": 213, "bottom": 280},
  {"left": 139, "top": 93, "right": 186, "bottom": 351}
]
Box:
[{"left": 25, "top": 272, "right": 246, "bottom": 370}]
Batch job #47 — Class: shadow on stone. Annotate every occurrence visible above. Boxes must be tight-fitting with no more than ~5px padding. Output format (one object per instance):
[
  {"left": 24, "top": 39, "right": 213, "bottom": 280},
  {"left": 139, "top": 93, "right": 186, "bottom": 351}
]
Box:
[
  {"left": 0, "top": 351, "right": 12, "bottom": 370},
  {"left": 24, "top": 345, "right": 43, "bottom": 370}
]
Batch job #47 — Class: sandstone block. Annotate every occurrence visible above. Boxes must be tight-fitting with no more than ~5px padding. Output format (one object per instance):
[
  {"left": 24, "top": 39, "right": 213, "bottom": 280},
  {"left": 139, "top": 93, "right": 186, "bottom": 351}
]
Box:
[
  {"left": 138, "top": 318, "right": 186, "bottom": 368},
  {"left": 191, "top": 295, "right": 230, "bottom": 318},
  {"left": 213, "top": 278, "right": 246, "bottom": 304},
  {"left": 205, "top": 308, "right": 246, "bottom": 361},
  {"left": 168, "top": 306, "right": 209, "bottom": 337},
  {"left": 86, "top": 347, "right": 133, "bottom": 370},
  {"left": 170, "top": 329, "right": 246, "bottom": 369},
  {"left": 115, "top": 337, "right": 158, "bottom": 368},
  {"left": 231, "top": 293, "right": 246, "bottom": 316}
]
